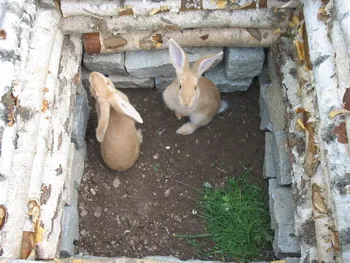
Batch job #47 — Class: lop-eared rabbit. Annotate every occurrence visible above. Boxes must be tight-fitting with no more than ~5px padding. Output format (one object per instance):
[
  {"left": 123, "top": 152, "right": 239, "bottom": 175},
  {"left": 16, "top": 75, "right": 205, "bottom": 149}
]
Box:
[
  {"left": 163, "top": 39, "right": 227, "bottom": 135},
  {"left": 89, "top": 71, "right": 143, "bottom": 171}
]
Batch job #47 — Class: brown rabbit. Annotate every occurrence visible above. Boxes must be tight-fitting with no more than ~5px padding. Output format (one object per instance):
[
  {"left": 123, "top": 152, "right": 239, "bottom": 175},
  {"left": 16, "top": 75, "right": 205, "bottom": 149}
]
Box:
[
  {"left": 89, "top": 71, "right": 143, "bottom": 171},
  {"left": 163, "top": 39, "right": 227, "bottom": 135}
]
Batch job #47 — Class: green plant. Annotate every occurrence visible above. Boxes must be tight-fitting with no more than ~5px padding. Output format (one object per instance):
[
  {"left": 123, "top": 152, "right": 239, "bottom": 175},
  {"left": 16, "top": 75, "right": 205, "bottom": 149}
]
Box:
[{"left": 178, "top": 168, "right": 273, "bottom": 262}]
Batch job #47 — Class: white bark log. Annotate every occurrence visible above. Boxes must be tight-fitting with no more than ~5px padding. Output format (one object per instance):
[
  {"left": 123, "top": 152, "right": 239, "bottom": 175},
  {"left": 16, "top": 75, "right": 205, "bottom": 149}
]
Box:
[
  {"left": 36, "top": 34, "right": 82, "bottom": 259},
  {"left": 87, "top": 28, "right": 280, "bottom": 54},
  {"left": 60, "top": 8, "right": 291, "bottom": 34},
  {"left": 303, "top": 0, "right": 350, "bottom": 261},
  {"left": 60, "top": 0, "right": 123, "bottom": 17},
  {"left": 333, "top": 0, "right": 350, "bottom": 59},
  {"left": 0, "top": 0, "right": 26, "bottom": 52},
  {"left": 311, "top": 167, "right": 334, "bottom": 262},
  {"left": 329, "top": 19, "right": 350, "bottom": 153},
  {"left": 0, "top": 0, "right": 36, "bottom": 219},
  {"left": 0, "top": 7, "right": 60, "bottom": 259},
  {"left": 28, "top": 31, "right": 64, "bottom": 203}
]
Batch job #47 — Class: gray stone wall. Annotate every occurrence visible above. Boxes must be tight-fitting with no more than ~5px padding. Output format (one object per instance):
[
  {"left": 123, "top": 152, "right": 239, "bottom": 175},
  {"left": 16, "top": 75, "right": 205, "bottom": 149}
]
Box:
[
  {"left": 259, "top": 67, "right": 301, "bottom": 259},
  {"left": 82, "top": 47, "right": 265, "bottom": 93}
]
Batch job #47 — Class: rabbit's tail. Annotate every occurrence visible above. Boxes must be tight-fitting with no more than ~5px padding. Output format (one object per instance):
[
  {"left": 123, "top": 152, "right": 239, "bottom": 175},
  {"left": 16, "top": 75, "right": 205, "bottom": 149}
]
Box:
[{"left": 217, "top": 100, "right": 229, "bottom": 114}]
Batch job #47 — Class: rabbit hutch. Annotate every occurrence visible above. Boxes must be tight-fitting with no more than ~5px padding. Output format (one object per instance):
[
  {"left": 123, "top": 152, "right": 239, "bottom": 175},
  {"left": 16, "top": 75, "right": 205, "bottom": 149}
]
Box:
[{"left": 1, "top": 0, "right": 350, "bottom": 263}]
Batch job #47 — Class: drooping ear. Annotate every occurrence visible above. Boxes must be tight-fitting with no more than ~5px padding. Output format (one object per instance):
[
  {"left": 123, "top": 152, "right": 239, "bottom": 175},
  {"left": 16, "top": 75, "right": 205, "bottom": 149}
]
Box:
[
  {"left": 194, "top": 52, "right": 223, "bottom": 77},
  {"left": 108, "top": 92, "right": 143, "bottom": 124},
  {"left": 96, "top": 98, "right": 110, "bottom": 142},
  {"left": 168, "top": 38, "right": 188, "bottom": 74}
]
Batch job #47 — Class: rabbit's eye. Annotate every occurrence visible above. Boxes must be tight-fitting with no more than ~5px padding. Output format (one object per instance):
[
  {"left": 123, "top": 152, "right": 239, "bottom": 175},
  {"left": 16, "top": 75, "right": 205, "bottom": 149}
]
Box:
[
  {"left": 195, "top": 86, "right": 197, "bottom": 90},
  {"left": 179, "top": 85, "right": 182, "bottom": 90}
]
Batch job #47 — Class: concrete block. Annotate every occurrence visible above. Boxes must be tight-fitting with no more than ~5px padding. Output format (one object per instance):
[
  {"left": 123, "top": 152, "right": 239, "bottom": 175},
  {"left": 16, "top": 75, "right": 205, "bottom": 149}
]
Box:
[
  {"left": 263, "top": 132, "right": 277, "bottom": 179},
  {"left": 83, "top": 52, "right": 127, "bottom": 76},
  {"left": 265, "top": 80, "right": 286, "bottom": 132},
  {"left": 60, "top": 189, "right": 80, "bottom": 257},
  {"left": 268, "top": 178, "right": 278, "bottom": 230},
  {"left": 125, "top": 47, "right": 223, "bottom": 78},
  {"left": 225, "top": 47, "right": 265, "bottom": 79},
  {"left": 258, "top": 67, "right": 272, "bottom": 131},
  {"left": 273, "top": 131, "right": 292, "bottom": 186},
  {"left": 273, "top": 224, "right": 301, "bottom": 258},
  {"left": 71, "top": 93, "right": 90, "bottom": 149},
  {"left": 205, "top": 63, "right": 252, "bottom": 92},
  {"left": 108, "top": 74, "right": 155, "bottom": 89},
  {"left": 155, "top": 77, "right": 174, "bottom": 93}
]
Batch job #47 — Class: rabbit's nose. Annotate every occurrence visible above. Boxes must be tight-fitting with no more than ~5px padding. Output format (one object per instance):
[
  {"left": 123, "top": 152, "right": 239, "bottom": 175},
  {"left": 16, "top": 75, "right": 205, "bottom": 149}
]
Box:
[{"left": 182, "top": 100, "right": 192, "bottom": 107}]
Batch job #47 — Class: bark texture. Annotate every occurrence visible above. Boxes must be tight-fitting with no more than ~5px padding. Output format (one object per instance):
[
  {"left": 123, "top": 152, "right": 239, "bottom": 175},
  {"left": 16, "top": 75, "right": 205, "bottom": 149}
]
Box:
[
  {"left": 60, "top": 8, "right": 291, "bottom": 34},
  {"left": 83, "top": 28, "right": 281, "bottom": 54}
]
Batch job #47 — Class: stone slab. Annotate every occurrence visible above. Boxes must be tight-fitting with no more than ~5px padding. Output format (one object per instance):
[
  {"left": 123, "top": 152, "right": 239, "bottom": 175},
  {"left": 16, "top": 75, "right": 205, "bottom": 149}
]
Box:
[
  {"left": 72, "top": 141, "right": 87, "bottom": 188},
  {"left": 273, "top": 224, "right": 301, "bottom": 258},
  {"left": 272, "top": 131, "right": 292, "bottom": 186},
  {"left": 258, "top": 67, "right": 272, "bottom": 131},
  {"left": 71, "top": 93, "right": 90, "bottom": 149},
  {"left": 109, "top": 75, "right": 155, "bottom": 89},
  {"left": 284, "top": 257, "right": 301, "bottom": 263},
  {"left": 263, "top": 132, "right": 277, "bottom": 179},
  {"left": 271, "top": 187, "right": 300, "bottom": 258},
  {"left": 265, "top": 80, "right": 286, "bottom": 132},
  {"left": 83, "top": 52, "right": 127, "bottom": 76},
  {"left": 205, "top": 63, "right": 252, "bottom": 92},
  {"left": 225, "top": 47, "right": 265, "bottom": 79},
  {"left": 125, "top": 47, "right": 223, "bottom": 78},
  {"left": 268, "top": 178, "right": 278, "bottom": 230},
  {"left": 60, "top": 189, "right": 80, "bottom": 257},
  {"left": 155, "top": 77, "right": 174, "bottom": 93},
  {"left": 271, "top": 187, "right": 295, "bottom": 228}
]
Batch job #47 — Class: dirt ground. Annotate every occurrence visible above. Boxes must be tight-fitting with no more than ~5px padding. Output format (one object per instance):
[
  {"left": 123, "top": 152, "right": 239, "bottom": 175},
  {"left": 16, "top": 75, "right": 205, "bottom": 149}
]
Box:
[{"left": 76, "top": 81, "right": 266, "bottom": 260}]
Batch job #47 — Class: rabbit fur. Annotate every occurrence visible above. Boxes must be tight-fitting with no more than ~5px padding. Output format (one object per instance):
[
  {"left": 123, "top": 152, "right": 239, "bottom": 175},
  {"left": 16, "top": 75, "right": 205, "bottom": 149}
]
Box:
[
  {"left": 89, "top": 71, "right": 143, "bottom": 171},
  {"left": 163, "top": 39, "right": 227, "bottom": 135}
]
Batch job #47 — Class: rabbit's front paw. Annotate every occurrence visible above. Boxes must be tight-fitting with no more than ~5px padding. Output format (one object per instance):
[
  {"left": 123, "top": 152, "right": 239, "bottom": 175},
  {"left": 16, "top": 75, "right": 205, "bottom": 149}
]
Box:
[
  {"left": 176, "top": 122, "right": 198, "bottom": 135},
  {"left": 175, "top": 111, "right": 183, "bottom": 120}
]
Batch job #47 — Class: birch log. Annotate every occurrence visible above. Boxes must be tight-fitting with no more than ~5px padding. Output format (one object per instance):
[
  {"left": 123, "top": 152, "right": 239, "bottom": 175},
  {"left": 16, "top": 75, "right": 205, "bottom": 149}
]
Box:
[
  {"left": 60, "top": 0, "right": 299, "bottom": 17},
  {"left": 0, "top": 7, "right": 60, "bottom": 258},
  {"left": 329, "top": 20, "right": 350, "bottom": 153},
  {"left": 0, "top": 0, "right": 29, "bottom": 206},
  {"left": 0, "top": 0, "right": 27, "bottom": 252},
  {"left": 333, "top": 0, "right": 350, "bottom": 59},
  {"left": 36, "top": 34, "right": 82, "bottom": 259},
  {"left": 303, "top": 0, "right": 350, "bottom": 261},
  {"left": 60, "top": 8, "right": 291, "bottom": 34},
  {"left": 83, "top": 28, "right": 280, "bottom": 54}
]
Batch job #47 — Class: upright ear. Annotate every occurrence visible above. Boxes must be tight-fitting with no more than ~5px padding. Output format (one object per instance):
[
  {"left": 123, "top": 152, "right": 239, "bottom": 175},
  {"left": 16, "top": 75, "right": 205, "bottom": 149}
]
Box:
[
  {"left": 168, "top": 38, "right": 188, "bottom": 75},
  {"left": 96, "top": 98, "right": 110, "bottom": 142},
  {"left": 108, "top": 93, "right": 143, "bottom": 124},
  {"left": 195, "top": 52, "right": 223, "bottom": 77}
]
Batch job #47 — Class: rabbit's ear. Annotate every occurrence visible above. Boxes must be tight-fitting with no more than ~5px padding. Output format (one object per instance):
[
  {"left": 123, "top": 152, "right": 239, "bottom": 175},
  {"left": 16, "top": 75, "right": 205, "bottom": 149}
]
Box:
[
  {"left": 169, "top": 38, "right": 188, "bottom": 74},
  {"left": 109, "top": 93, "right": 143, "bottom": 124},
  {"left": 195, "top": 52, "right": 223, "bottom": 77},
  {"left": 96, "top": 99, "right": 110, "bottom": 142}
]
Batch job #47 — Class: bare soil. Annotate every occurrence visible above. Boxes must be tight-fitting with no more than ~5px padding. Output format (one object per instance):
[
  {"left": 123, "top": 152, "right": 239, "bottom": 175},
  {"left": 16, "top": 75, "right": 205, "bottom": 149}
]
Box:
[{"left": 76, "top": 81, "right": 266, "bottom": 260}]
